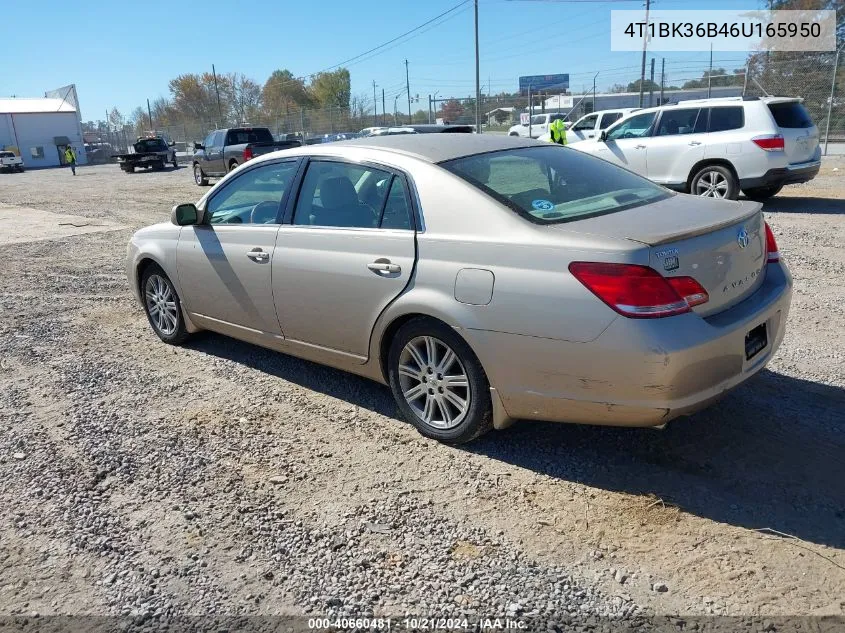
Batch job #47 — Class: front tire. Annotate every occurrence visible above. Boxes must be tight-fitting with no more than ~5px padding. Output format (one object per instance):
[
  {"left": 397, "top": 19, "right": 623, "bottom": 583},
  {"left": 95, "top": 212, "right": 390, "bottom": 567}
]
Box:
[
  {"left": 193, "top": 163, "right": 208, "bottom": 186},
  {"left": 387, "top": 317, "right": 493, "bottom": 444},
  {"left": 742, "top": 184, "right": 783, "bottom": 201},
  {"left": 690, "top": 164, "right": 738, "bottom": 200},
  {"left": 141, "top": 264, "right": 189, "bottom": 345}
]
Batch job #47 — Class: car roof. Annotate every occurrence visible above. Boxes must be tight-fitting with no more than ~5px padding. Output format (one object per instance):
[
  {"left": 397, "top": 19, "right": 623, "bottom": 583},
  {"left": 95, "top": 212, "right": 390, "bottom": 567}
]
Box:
[{"left": 330, "top": 133, "right": 541, "bottom": 163}]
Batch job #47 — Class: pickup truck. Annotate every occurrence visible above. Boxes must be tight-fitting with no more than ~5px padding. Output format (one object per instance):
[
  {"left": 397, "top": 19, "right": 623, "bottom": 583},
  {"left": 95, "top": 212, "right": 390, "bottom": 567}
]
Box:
[
  {"left": 0, "top": 151, "right": 24, "bottom": 172},
  {"left": 113, "top": 137, "right": 178, "bottom": 173},
  {"left": 192, "top": 127, "right": 301, "bottom": 186}
]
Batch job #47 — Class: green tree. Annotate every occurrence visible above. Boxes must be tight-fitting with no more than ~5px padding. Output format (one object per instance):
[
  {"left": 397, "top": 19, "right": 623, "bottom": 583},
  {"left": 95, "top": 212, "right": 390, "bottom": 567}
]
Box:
[
  {"left": 262, "top": 69, "right": 312, "bottom": 117},
  {"left": 168, "top": 73, "right": 231, "bottom": 124},
  {"left": 309, "top": 68, "right": 351, "bottom": 109},
  {"left": 626, "top": 79, "right": 661, "bottom": 93}
]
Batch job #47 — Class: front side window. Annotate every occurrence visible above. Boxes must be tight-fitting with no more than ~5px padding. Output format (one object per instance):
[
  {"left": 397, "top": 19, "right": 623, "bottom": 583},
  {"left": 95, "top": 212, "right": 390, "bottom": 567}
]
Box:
[
  {"left": 531, "top": 115, "right": 547, "bottom": 125},
  {"left": 206, "top": 161, "right": 299, "bottom": 224},
  {"left": 442, "top": 146, "right": 670, "bottom": 224},
  {"left": 202, "top": 132, "right": 214, "bottom": 148},
  {"left": 605, "top": 112, "right": 657, "bottom": 140},
  {"left": 599, "top": 112, "right": 623, "bottom": 129},
  {"left": 293, "top": 160, "right": 391, "bottom": 229},
  {"left": 573, "top": 115, "right": 598, "bottom": 132},
  {"left": 655, "top": 108, "right": 701, "bottom": 136},
  {"left": 708, "top": 107, "right": 744, "bottom": 132}
]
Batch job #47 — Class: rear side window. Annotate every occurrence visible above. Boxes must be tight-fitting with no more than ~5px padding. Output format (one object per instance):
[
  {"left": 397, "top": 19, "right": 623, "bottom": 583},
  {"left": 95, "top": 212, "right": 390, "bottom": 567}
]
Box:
[
  {"left": 655, "top": 108, "right": 701, "bottom": 136},
  {"left": 768, "top": 102, "right": 814, "bottom": 128},
  {"left": 442, "top": 146, "right": 670, "bottom": 224},
  {"left": 226, "top": 128, "right": 274, "bottom": 145},
  {"left": 708, "top": 107, "right": 744, "bottom": 132}
]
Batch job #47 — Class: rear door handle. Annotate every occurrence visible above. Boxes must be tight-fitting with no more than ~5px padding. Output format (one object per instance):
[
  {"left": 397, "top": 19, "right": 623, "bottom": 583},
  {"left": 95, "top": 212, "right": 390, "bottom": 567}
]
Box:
[
  {"left": 368, "top": 259, "right": 401, "bottom": 274},
  {"left": 246, "top": 248, "right": 270, "bottom": 262},
  {"left": 635, "top": 144, "right": 647, "bottom": 149},
  {"left": 688, "top": 141, "right": 702, "bottom": 146}
]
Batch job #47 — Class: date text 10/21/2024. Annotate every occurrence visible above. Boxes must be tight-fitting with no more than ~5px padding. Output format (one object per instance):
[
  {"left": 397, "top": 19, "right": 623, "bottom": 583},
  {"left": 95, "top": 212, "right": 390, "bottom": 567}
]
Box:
[{"left": 307, "top": 617, "right": 528, "bottom": 630}]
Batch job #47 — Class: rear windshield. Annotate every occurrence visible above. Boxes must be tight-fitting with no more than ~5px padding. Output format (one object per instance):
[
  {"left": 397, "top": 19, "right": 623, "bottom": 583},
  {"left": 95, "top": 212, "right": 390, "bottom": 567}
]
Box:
[
  {"left": 441, "top": 146, "right": 671, "bottom": 224},
  {"left": 768, "top": 102, "right": 814, "bottom": 128},
  {"left": 227, "top": 128, "right": 274, "bottom": 144}
]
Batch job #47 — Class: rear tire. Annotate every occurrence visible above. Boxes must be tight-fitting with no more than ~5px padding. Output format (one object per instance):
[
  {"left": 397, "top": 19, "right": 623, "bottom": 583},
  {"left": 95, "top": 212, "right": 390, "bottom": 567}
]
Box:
[
  {"left": 690, "top": 164, "right": 739, "bottom": 200},
  {"left": 172, "top": 154, "right": 178, "bottom": 169},
  {"left": 140, "top": 264, "right": 190, "bottom": 345},
  {"left": 742, "top": 184, "right": 783, "bottom": 202},
  {"left": 228, "top": 160, "right": 239, "bottom": 173},
  {"left": 193, "top": 163, "right": 208, "bottom": 186},
  {"left": 387, "top": 317, "right": 493, "bottom": 444}
]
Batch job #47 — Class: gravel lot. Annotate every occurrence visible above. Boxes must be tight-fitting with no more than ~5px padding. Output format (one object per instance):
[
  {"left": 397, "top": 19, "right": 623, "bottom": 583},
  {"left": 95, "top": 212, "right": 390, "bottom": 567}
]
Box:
[{"left": 1, "top": 161, "right": 843, "bottom": 623}]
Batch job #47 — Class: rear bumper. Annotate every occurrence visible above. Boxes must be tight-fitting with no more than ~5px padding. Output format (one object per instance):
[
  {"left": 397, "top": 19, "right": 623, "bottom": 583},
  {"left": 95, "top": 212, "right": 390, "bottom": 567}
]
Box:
[
  {"left": 739, "top": 159, "right": 821, "bottom": 189},
  {"left": 464, "top": 262, "right": 793, "bottom": 427}
]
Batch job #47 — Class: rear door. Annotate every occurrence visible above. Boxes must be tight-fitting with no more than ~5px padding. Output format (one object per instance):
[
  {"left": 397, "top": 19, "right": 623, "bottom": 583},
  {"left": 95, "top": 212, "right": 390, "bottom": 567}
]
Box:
[
  {"left": 766, "top": 100, "right": 820, "bottom": 165},
  {"left": 205, "top": 130, "right": 226, "bottom": 174},
  {"left": 646, "top": 107, "right": 706, "bottom": 186},
  {"left": 273, "top": 158, "right": 417, "bottom": 361}
]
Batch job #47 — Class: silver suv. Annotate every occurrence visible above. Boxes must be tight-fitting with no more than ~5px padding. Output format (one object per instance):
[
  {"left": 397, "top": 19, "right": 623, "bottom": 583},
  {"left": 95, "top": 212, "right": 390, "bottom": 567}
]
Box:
[{"left": 574, "top": 96, "right": 821, "bottom": 200}]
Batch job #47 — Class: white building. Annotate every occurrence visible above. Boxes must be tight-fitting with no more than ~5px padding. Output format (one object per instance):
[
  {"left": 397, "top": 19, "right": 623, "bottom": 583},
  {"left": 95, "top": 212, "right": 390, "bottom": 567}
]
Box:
[{"left": 0, "top": 84, "right": 87, "bottom": 168}]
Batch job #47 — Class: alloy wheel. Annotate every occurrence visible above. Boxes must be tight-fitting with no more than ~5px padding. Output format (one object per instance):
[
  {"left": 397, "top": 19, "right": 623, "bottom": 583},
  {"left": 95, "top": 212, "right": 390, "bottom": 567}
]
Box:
[
  {"left": 695, "top": 170, "right": 729, "bottom": 198},
  {"left": 144, "top": 274, "right": 179, "bottom": 336},
  {"left": 397, "top": 336, "right": 470, "bottom": 430}
]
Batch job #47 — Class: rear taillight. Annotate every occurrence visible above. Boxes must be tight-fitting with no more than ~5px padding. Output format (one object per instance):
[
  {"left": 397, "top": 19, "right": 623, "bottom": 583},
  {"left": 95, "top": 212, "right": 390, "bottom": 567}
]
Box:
[
  {"left": 569, "top": 262, "right": 709, "bottom": 319},
  {"left": 752, "top": 135, "right": 785, "bottom": 151},
  {"left": 765, "top": 222, "right": 780, "bottom": 263},
  {"left": 243, "top": 147, "right": 254, "bottom": 161}
]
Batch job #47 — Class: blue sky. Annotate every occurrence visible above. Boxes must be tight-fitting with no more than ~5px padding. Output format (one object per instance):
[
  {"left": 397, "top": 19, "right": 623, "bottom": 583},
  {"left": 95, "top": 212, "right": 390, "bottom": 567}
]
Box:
[{"left": 1, "top": 0, "right": 760, "bottom": 121}]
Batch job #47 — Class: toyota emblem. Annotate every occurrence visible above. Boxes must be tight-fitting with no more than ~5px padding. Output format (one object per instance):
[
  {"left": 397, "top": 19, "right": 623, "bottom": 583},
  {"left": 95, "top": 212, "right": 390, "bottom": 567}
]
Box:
[{"left": 737, "top": 227, "right": 750, "bottom": 249}]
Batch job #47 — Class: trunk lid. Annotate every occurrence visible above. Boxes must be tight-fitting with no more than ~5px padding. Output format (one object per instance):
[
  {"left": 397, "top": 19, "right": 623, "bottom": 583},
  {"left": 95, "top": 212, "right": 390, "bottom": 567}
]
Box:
[
  {"left": 562, "top": 194, "right": 767, "bottom": 316},
  {"left": 766, "top": 99, "right": 819, "bottom": 165}
]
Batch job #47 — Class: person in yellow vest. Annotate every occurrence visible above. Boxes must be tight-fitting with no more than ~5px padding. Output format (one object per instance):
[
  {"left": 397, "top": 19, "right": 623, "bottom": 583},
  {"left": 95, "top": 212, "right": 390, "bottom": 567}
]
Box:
[
  {"left": 548, "top": 118, "right": 568, "bottom": 145},
  {"left": 64, "top": 145, "right": 77, "bottom": 175}
]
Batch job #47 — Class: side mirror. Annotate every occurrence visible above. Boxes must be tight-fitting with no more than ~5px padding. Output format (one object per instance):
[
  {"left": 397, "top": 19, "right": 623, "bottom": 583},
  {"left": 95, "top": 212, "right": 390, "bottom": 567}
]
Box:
[
  {"left": 172, "top": 203, "right": 199, "bottom": 226},
  {"left": 169, "top": 141, "right": 175, "bottom": 147},
  {"left": 194, "top": 143, "right": 204, "bottom": 150},
  {"left": 599, "top": 130, "right": 608, "bottom": 142}
]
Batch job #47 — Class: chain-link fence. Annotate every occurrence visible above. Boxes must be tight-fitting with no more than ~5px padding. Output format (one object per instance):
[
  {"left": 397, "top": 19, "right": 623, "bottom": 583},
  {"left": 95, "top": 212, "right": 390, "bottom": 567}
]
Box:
[{"left": 111, "top": 53, "right": 843, "bottom": 155}]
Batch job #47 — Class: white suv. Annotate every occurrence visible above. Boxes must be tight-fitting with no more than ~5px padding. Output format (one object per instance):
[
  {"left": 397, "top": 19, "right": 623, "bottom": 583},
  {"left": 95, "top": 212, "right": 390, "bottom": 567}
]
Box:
[
  {"left": 508, "top": 112, "right": 568, "bottom": 139},
  {"left": 538, "top": 108, "right": 639, "bottom": 145},
  {"left": 573, "top": 96, "right": 821, "bottom": 200}
]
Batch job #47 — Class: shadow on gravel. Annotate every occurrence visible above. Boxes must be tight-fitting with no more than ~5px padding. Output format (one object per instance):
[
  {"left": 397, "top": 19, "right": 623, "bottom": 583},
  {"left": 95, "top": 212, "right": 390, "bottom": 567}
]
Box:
[
  {"left": 186, "top": 332, "right": 845, "bottom": 549},
  {"left": 470, "top": 369, "right": 845, "bottom": 550},
  {"left": 186, "top": 332, "right": 399, "bottom": 417},
  {"left": 759, "top": 196, "right": 845, "bottom": 214}
]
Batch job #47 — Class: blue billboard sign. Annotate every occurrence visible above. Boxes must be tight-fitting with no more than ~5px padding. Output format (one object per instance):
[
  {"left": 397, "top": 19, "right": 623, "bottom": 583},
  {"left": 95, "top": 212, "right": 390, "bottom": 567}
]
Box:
[{"left": 518, "top": 74, "right": 569, "bottom": 94}]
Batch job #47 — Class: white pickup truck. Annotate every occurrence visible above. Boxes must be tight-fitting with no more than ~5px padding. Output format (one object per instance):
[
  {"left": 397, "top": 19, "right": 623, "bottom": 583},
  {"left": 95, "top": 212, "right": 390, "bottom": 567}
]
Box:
[
  {"left": 538, "top": 108, "right": 640, "bottom": 145},
  {"left": 0, "top": 151, "right": 24, "bottom": 172}
]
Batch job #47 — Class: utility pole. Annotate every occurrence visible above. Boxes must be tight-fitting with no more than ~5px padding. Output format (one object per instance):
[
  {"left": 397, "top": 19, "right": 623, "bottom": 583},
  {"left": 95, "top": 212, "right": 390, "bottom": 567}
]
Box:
[
  {"left": 428, "top": 95, "right": 432, "bottom": 124},
  {"left": 147, "top": 98, "right": 153, "bottom": 129},
  {"left": 660, "top": 57, "right": 666, "bottom": 105},
  {"left": 593, "top": 71, "right": 599, "bottom": 113},
  {"left": 742, "top": 60, "right": 750, "bottom": 97},
  {"left": 372, "top": 81, "right": 378, "bottom": 127},
  {"left": 528, "top": 84, "right": 532, "bottom": 138},
  {"left": 212, "top": 64, "right": 223, "bottom": 125},
  {"left": 638, "top": 0, "right": 650, "bottom": 108},
  {"left": 405, "top": 60, "right": 412, "bottom": 119},
  {"left": 474, "top": 0, "right": 481, "bottom": 133},
  {"left": 382, "top": 89, "right": 386, "bottom": 126},
  {"left": 649, "top": 58, "right": 655, "bottom": 107},
  {"left": 395, "top": 95, "right": 400, "bottom": 125},
  {"left": 824, "top": 43, "right": 843, "bottom": 155},
  {"left": 707, "top": 43, "right": 714, "bottom": 98}
]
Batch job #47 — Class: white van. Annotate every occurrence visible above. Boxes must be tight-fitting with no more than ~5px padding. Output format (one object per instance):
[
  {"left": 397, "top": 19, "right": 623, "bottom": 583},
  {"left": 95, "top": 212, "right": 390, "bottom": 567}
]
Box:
[{"left": 508, "top": 112, "right": 569, "bottom": 139}]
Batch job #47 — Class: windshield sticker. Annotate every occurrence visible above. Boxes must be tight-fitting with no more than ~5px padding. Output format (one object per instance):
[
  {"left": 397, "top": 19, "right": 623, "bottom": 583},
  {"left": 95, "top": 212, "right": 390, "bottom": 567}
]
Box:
[{"left": 532, "top": 199, "right": 554, "bottom": 212}]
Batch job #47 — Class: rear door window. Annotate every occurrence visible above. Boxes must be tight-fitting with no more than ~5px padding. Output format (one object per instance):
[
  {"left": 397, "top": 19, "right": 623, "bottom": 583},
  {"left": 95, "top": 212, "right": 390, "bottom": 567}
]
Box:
[
  {"left": 599, "top": 112, "right": 623, "bottom": 129},
  {"left": 708, "top": 107, "right": 744, "bottom": 132},
  {"left": 655, "top": 108, "right": 701, "bottom": 136},
  {"left": 768, "top": 102, "right": 814, "bottom": 128}
]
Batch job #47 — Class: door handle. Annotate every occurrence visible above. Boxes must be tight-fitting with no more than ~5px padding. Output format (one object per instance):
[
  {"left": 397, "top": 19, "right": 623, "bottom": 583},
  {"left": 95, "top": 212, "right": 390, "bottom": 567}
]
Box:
[
  {"left": 367, "top": 260, "right": 401, "bottom": 274},
  {"left": 635, "top": 144, "right": 647, "bottom": 149},
  {"left": 587, "top": 133, "right": 594, "bottom": 138},
  {"left": 688, "top": 141, "right": 702, "bottom": 146},
  {"left": 246, "top": 248, "right": 270, "bottom": 262}
]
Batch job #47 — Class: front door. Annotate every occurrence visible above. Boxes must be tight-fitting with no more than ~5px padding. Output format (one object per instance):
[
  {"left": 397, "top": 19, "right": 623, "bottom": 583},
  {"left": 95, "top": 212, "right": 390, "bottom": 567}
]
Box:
[
  {"left": 591, "top": 111, "right": 656, "bottom": 176},
  {"left": 273, "top": 158, "right": 417, "bottom": 361},
  {"left": 176, "top": 159, "right": 302, "bottom": 335}
]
